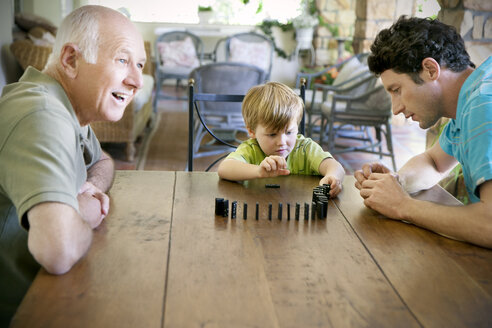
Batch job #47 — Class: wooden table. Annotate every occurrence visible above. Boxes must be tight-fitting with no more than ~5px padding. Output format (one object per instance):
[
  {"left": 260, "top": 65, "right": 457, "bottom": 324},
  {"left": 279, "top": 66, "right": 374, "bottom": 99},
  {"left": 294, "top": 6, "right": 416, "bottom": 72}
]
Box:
[{"left": 11, "top": 171, "right": 492, "bottom": 327}]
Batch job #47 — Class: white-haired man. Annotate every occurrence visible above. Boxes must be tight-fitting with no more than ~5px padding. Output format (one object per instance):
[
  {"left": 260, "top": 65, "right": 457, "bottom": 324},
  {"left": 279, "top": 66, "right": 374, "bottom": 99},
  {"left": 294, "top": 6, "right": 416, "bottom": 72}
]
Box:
[{"left": 0, "top": 5, "right": 146, "bottom": 324}]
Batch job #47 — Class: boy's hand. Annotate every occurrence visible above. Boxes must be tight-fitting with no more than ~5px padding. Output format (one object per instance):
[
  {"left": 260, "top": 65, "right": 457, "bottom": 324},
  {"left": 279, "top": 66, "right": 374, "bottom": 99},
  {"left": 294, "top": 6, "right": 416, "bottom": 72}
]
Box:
[
  {"left": 319, "top": 175, "right": 342, "bottom": 198},
  {"left": 258, "top": 155, "right": 290, "bottom": 178}
]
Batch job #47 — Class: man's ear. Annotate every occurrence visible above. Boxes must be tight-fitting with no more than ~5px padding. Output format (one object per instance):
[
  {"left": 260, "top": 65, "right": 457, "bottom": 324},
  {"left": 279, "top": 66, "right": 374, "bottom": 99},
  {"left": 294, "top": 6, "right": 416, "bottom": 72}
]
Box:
[
  {"left": 421, "top": 57, "right": 440, "bottom": 81},
  {"left": 59, "top": 43, "right": 81, "bottom": 79},
  {"left": 247, "top": 126, "right": 256, "bottom": 139}
]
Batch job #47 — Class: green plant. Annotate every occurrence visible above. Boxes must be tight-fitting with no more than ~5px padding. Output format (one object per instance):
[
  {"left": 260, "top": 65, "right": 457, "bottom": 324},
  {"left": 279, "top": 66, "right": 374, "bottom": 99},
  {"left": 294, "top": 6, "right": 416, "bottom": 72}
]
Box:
[
  {"left": 198, "top": 6, "right": 212, "bottom": 12},
  {"left": 257, "top": 19, "right": 293, "bottom": 59}
]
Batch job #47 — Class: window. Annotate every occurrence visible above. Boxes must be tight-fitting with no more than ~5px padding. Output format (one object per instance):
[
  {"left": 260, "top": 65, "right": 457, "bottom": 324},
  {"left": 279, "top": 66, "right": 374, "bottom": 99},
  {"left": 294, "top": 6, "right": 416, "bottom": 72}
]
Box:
[{"left": 86, "top": 0, "right": 303, "bottom": 25}]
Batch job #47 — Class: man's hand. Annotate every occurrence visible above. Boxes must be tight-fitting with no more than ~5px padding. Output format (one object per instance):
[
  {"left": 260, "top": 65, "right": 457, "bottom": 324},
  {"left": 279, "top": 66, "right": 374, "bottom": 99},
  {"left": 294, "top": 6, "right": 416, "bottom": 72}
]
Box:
[
  {"left": 354, "top": 162, "right": 393, "bottom": 190},
  {"left": 77, "top": 181, "right": 109, "bottom": 228},
  {"left": 319, "top": 175, "right": 342, "bottom": 198},
  {"left": 359, "top": 173, "right": 411, "bottom": 220},
  {"left": 258, "top": 155, "right": 290, "bottom": 178}
]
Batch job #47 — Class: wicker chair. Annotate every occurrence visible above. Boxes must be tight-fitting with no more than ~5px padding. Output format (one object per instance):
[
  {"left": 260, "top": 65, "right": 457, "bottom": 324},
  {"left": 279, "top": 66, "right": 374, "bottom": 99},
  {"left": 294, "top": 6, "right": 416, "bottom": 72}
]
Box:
[{"left": 10, "top": 40, "right": 155, "bottom": 162}]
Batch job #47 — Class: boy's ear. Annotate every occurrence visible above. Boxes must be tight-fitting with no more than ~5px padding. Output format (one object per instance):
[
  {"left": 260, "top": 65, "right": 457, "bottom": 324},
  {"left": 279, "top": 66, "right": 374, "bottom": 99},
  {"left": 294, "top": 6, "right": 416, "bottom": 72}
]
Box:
[
  {"left": 59, "top": 43, "right": 81, "bottom": 79},
  {"left": 247, "top": 126, "right": 256, "bottom": 139},
  {"left": 421, "top": 57, "right": 440, "bottom": 81}
]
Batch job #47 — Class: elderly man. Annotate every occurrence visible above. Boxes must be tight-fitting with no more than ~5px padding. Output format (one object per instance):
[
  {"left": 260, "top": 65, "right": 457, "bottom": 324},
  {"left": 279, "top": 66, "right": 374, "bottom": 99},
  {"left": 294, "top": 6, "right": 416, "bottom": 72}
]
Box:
[
  {"left": 354, "top": 16, "right": 491, "bottom": 248},
  {"left": 0, "top": 5, "right": 146, "bottom": 324}
]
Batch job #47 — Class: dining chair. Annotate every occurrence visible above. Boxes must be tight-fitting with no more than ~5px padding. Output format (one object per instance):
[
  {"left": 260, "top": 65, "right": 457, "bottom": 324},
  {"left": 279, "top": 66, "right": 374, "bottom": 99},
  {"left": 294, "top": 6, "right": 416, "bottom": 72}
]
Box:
[
  {"left": 153, "top": 30, "right": 204, "bottom": 110},
  {"left": 213, "top": 31, "right": 274, "bottom": 80},
  {"left": 187, "top": 62, "right": 266, "bottom": 171},
  {"left": 320, "top": 77, "right": 397, "bottom": 171}
]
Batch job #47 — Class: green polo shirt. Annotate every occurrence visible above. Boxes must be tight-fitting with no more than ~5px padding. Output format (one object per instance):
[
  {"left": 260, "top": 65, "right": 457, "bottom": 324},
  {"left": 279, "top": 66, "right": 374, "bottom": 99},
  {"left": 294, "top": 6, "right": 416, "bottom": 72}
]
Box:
[{"left": 226, "top": 134, "right": 332, "bottom": 175}]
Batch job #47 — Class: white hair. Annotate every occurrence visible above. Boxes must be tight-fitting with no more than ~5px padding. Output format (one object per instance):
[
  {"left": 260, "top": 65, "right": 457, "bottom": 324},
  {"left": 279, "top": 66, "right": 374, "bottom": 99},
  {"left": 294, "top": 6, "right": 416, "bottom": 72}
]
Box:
[{"left": 44, "top": 5, "right": 102, "bottom": 69}]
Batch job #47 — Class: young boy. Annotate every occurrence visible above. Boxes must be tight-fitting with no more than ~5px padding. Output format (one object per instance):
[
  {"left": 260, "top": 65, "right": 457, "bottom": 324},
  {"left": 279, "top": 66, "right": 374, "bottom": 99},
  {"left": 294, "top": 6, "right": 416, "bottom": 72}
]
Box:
[{"left": 217, "top": 82, "right": 345, "bottom": 197}]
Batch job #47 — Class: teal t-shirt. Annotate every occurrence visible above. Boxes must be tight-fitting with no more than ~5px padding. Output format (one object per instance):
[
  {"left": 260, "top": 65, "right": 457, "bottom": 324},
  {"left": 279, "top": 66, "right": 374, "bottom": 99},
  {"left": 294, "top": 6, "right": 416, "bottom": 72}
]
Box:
[
  {"left": 0, "top": 67, "right": 102, "bottom": 325},
  {"left": 439, "top": 56, "right": 492, "bottom": 203},
  {"left": 226, "top": 134, "right": 332, "bottom": 175}
]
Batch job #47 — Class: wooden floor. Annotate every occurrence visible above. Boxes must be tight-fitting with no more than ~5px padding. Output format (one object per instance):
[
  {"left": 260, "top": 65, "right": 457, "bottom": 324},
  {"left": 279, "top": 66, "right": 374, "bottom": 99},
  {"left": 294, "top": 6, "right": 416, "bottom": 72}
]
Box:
[{"left": 108, "top": 85, "right": 427, "bottom": 174}]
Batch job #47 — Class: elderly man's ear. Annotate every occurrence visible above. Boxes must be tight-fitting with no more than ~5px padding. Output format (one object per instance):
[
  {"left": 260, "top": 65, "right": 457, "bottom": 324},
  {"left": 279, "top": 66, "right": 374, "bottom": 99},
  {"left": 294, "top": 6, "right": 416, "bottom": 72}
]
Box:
[{"left": 59, "top": 43, "right": 81, "bottom": 79}]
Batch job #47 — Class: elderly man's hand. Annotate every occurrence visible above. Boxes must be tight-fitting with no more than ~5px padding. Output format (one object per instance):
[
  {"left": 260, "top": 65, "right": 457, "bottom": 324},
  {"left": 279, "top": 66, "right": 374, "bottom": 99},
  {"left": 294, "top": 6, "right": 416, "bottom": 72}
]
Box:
[{"left": 78, "top": 181, "right": 110, "bottom": 228}]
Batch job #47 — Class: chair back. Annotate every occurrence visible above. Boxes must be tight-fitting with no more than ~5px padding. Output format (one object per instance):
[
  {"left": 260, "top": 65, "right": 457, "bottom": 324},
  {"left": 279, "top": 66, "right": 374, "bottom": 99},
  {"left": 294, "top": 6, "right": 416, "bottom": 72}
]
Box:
[
  {"left": 214, "top": 32, "right": 274, "bottom": 80},
  {"left": 190, "top": 62, "right": 266, "bottom": 117},
  {"left": 154, "top": 30, "right": 204, "bottom": 74},
  {"left": 187, "top": 62, "right": 266, "bottom": 171}
]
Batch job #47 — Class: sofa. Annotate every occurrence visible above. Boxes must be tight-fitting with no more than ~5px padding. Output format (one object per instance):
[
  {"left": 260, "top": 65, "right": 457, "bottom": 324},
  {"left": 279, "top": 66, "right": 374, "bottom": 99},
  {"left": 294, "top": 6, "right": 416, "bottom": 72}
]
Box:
[{"left": 9, "top": 39, "right": 155, "bottom": 162}]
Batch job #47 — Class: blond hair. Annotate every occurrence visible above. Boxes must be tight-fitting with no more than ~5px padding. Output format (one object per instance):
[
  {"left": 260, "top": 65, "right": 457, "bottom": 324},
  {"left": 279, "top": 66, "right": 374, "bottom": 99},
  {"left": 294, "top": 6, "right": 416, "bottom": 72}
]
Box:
[{"left": 242, "top": 82, "right": 304, "bottom": 132}]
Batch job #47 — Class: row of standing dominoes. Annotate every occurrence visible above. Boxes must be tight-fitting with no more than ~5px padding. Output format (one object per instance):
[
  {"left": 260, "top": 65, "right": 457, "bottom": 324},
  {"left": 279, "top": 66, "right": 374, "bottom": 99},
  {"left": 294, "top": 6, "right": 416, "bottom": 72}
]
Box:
[{"left": 215, "top": 184, "right": 330, "bottom": 221}]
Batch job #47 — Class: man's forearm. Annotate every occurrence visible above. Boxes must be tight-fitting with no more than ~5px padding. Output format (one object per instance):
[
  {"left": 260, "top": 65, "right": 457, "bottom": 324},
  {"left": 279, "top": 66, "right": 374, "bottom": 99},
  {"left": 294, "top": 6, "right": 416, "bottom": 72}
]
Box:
[
  {"left": 398, "top": 152, "right": 448, "bottom": 193},
  {"left": 87, "top": 151, "right": 114, "bottom": 192},
  {"left": 400, "top": 197, "right": 492, "bottom": 248}
]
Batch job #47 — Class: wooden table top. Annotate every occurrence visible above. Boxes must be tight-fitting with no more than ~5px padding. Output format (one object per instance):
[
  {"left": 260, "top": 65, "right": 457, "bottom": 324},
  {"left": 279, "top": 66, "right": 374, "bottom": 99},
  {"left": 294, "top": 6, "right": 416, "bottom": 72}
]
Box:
[{"left": 11, "top": 171, "right": 492, "bottom": 328}]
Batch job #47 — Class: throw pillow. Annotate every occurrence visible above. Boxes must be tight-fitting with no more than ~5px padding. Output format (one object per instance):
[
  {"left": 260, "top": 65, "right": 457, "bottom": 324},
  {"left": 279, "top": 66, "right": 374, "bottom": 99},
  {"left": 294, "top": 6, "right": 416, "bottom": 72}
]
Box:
[
  {"left": 365, "top": 79, "right": 391, "bottom": 110},
  {"left": 15, "top": 12, "right": 57, "bottom": 35},
  {"left": 157, "top": 37, "right": 199, "bottom": 68},
  {"left": 229, "top": 37, "right": 270, "bottom": 72},
  {"left": 333, "top": 57, "right": 368, "bottom": 87},
  {"left": 10, "top": 40, "right": 52, "bottom": 70},
  {"left": 28, "top": 27, "right": 55, "bottom": 47}
]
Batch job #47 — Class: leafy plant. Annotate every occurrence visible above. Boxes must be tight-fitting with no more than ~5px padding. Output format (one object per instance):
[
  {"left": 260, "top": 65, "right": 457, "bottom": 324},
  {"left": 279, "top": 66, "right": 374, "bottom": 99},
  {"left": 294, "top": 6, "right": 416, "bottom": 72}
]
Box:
[
  {"left": 198, "top": 6, "right": 212, "bottom": 12},
  {"left": 257, "top": 19, "right": 293, "bottom": 59}
]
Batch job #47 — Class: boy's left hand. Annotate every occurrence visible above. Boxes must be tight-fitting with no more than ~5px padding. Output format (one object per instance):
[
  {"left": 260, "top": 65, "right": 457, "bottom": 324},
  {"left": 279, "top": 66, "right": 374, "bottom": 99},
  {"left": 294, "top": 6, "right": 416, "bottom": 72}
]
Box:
[{"left": 319, "top": 175, "right": 342, "bottom": 198}]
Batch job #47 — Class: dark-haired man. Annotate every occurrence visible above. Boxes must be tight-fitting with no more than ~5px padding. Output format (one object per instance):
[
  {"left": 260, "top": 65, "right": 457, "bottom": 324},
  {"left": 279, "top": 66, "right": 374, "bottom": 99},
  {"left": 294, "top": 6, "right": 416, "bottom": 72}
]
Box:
[{"left": 354, "top": 16, "right": 492, "bottom": 248}]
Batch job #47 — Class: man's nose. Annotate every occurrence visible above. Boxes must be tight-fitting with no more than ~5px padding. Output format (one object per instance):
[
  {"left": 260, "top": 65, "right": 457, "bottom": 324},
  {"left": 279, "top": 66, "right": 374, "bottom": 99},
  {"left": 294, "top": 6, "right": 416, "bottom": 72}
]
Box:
[
  {"left": 125, "top": 65, "right": 144, "bottom": 90},
  {"left": 392, "top": 98, "right": 404, "bottom": 115}
]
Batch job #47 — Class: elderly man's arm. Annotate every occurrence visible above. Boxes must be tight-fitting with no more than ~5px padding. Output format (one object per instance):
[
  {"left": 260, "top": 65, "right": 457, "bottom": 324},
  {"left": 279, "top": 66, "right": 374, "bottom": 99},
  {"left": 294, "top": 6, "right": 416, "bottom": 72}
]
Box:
[
  {"left": 27, "top": 202, "right": 93, "bottom": 274},
  {"left": 25, "top": 151, "right": 114, "bottom": 275},
  {"left": 87, "top": 151, "right": 114, "bottom": 193}
]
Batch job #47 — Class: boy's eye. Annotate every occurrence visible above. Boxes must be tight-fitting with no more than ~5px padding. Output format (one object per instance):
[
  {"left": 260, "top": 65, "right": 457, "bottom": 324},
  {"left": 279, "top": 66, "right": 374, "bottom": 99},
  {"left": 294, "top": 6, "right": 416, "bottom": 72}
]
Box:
[{"left": 268, "top": 133, "right": 276, "bottom": 137}]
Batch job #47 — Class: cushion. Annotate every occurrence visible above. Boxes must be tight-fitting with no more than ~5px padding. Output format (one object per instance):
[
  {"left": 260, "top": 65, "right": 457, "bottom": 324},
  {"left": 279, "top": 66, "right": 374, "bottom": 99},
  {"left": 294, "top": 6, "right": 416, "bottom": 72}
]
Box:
[
  {"left": 28, "top": 27, "right": 55, "bottom": 47},
  {"left": 157, "top": 37, "right": 199, "bottom": 69},
  {"left": 15, "top": 12, "right": 57, "bottom": 35},
  {"left": 365, "top": 79, "right": 391, "bottom": 110},
  {"left": 10, "top": 40, "right": 52, "bottom": 70},
  {"left": 333, "top": 57, "right": 368, "bottom": 87},
  {"left": 229, "top": 37, "right": 270, "bottom": 72},
  {"left": 133, "top": 74, "right": 154, "bottom": 112}
]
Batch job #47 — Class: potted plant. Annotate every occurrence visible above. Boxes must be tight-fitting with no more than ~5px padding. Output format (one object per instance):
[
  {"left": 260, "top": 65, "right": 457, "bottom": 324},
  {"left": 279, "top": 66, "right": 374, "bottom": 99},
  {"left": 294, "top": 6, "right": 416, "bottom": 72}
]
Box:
[
  {"left": 292, "top": 0, "right": 318, "bottom": 49},
  {"left": 198, "top": 6, "right": 213, "bottom": 24},
  {"left": 292, "top": 14, "right": 317, "bottom": 49}
]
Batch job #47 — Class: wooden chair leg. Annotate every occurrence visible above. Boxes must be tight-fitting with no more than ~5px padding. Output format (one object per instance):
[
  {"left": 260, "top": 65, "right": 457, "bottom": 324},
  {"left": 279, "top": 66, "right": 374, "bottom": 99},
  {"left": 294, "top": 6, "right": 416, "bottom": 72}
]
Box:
[{"left": 126, "top": 142, "right": 136, "bottom": 162}]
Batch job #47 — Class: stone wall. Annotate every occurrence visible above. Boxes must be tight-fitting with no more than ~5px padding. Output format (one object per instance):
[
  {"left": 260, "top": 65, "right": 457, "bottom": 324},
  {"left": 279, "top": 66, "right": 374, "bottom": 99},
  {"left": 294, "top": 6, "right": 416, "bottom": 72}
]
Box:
[
  {"left": 350, "top": 0, "right": 491, "bottom": 66},
  {"left": 438, "top": 0, "right": 492, "bottom": 65},
  {"left": 352, "top": 0, "right": 414, "bottom": 54},
  {"left": 315, "top": 0, "right": 357, "bottom": 65}
]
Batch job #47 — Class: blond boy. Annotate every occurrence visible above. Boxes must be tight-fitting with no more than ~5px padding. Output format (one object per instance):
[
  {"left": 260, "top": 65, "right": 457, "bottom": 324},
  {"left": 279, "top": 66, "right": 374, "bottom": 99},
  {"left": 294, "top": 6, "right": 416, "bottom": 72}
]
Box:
[{"left": 217, "top": 82, "right": 345, "bottom": 197}]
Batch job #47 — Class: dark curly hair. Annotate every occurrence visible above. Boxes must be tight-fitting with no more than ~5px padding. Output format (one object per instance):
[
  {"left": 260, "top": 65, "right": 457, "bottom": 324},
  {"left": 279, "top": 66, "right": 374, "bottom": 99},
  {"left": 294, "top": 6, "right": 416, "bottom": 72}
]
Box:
[{"left": 368, "top": 16, "right": 475, "bottom": 84}]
